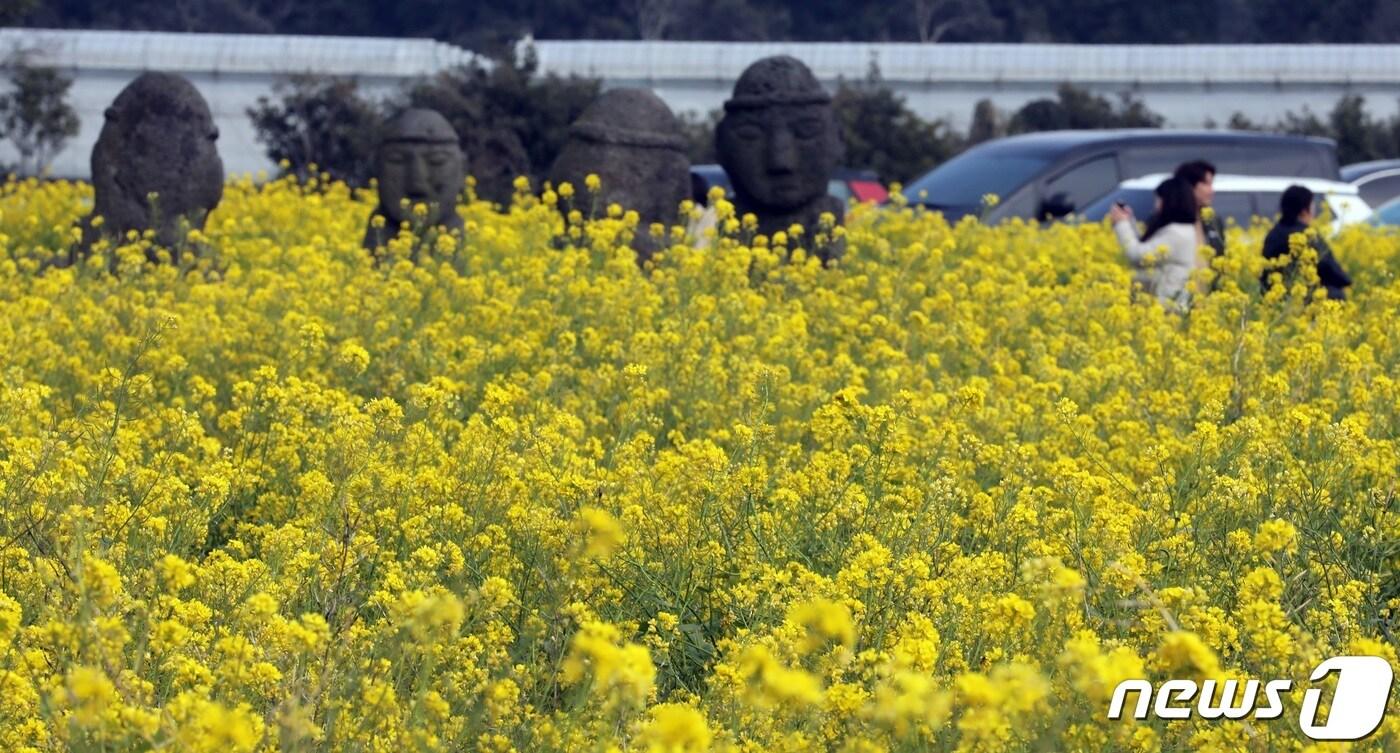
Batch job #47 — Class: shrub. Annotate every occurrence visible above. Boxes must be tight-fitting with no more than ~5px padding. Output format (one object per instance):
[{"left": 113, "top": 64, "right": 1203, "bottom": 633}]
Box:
[{"left": 0, "top": 52, "right": 80, "bottom": 177}]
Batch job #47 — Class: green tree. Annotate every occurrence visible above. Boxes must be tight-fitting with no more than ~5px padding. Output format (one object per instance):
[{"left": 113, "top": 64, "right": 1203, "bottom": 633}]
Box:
[
  {"left": 0, "top": 54, "right": 80, "bottom": 177},
  {"left": 21, "top": 0, "right": 1400, "bottom": 44},
  {"left": 1326, "top": 95, "right": 1396, "bottom": 165},
  {"left": 247, "top": 75, "right": 385, "bottom": 186},
  {"left": 833, "top": 68, "right": 962, "bottom": 184},
  {"left": 1226, "top": 95, "right": 1400, "bottom": 166},
  {"left": 967, "top": 98, "right": 1004, "bottom": 144},
  {"left": 1007, "top": 84, "right": 1162, "bottom": 134},
  {"left": 677, "top": 108, "right": 720, "bottom": 165},
  {"left": 403, "top": 45, "right": 600, "bottom": 201},
  {"left": 909, "top": 0, "right": 1002, "bottom": 42},
  {"left": 0, "top": 0, "right": 41, "bottom": 26},
  {"left": 248, "top": 46, "right": 601, "bottom": 203}
]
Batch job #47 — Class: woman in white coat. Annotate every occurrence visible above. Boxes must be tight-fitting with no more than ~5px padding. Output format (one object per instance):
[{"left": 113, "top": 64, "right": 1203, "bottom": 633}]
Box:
[{"left": 1109, "top": 176, "right": 1206, "bottom": 307}]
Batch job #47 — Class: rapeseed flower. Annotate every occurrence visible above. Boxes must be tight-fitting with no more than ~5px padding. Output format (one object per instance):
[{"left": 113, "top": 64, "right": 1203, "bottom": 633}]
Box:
[{"left": 0, "top": 173, "right": 1397, "bottom": 752}]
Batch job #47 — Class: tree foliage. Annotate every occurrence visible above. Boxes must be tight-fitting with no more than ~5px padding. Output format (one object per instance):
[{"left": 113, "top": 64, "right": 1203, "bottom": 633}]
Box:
[
  {"left": 833, "top": 67, "right": 962, "bottom": 184},
  {"left": 1225, "top": 95, "right": 1400, "bottom": 166},
  {"left": 246, "top": 75, "right": 385, "bottom": 185},
  {"left": 248, "top": 51, "right": 1185, "bottom": 193},
  {"left": 404, "top": 47, "right": 599, "bottom": 200},
  {"left": 1006, "top": 84, "right": 1163, "bottom": 135},
  {"left": 1, "top": 0, "right": 41, "bottom": 26},
  {"left": 248, "top": 48, "right": 599, "bottom": 203},
  {"left": 0, "top": 52, "right": 80, "bottom": 177},
  {"left": 17, "top": 0, "right": 1400, "bottom": 48},
  {"left": 677, "top": 109, "right": 720, "bottom": 166}
]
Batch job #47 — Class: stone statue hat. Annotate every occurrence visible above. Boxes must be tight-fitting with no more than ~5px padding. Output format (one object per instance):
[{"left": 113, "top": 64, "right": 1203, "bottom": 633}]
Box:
[
  {"left": 724, "top": 56, "right": 832, "bottom": 111},
  {"left": 380, "top": 109, "right": 460, "bottom": 145},
  {"left": 567, "top": 89, "right": 688, "bottom": 150}
]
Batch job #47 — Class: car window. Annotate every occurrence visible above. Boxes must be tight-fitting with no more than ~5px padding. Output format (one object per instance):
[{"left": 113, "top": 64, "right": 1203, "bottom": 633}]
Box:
[
  {"left": 1219, "top": 145, "right": 1332, "bottom": 178},
  {"left": 1121, "top": 143, "right": 1334, "bottom": 181},
  {"left": 1210, "top": 193, "right": 1256, "bottom": 224},
  {"left": 1120, "top": 146, "right": 1198, "bottom": 179},
  {"left": 1081, "top": 188, "right": 1154, "bottom": 221},
  {"left": 1233, "top": 148, "right": 1321, "bottom": 177},
  {"left": 1041, "top": 155, "right": 1119, "bottom": 217},
  {"left": 983, "top": 181, "right": 1036, "bottom": 220},
  {"left": 1250, "top": 191, "right": 1339, "bottom": 221},
  {"left": 1357, "top": 174, "right": 1400, "bottom": 208},
  {"left": 905, "top": 151, "right": 1053, "bottom": 208},
  {"left": 690, "top": 169, "right": 732, "bottom": 204},
  {"left": 1252, "top": 192, "right": 1284, "bottom": 220},
  {"left": 828, "top": 179, "right": 852, "bottom": 202}
]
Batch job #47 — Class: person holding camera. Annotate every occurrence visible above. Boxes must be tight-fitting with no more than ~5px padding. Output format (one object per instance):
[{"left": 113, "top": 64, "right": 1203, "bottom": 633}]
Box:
[{"left": 1109, "top": 176, "right": 1206, "bottom": 308}]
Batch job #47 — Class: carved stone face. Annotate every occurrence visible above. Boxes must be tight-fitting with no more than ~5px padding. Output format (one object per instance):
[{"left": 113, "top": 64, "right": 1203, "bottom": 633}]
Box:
[
  {"left": 374, "top": 109, "right": 466, "bottom": 227},
  {"left": 548, "top": 88, "right": 690, "bottom": 230},
  {"left": 718, "top": 103, "right": 838, "bottom": 211},
  {"left": 88, "top": 72, "right": 224, "bottom": 249},
  {"left": 717, "top": 56, "right": 842, "bottom": 215}
]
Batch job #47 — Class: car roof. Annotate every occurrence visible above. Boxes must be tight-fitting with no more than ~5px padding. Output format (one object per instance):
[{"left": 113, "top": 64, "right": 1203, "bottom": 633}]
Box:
[
  {"left": 693, "top": 164, "right": 885, "bottom": 183},
  {"left": 968, "top": 129, "right": 1337, "bottom": 157},
  {"left": 1119, "top": 173, "right": 1359, "bottom": 194},
  {"left": 1348, "top": 165, "right": 1400, "bottom": 184},
  {"left": 1341, "top": 159, "right": 1400, "bottom": 181}
]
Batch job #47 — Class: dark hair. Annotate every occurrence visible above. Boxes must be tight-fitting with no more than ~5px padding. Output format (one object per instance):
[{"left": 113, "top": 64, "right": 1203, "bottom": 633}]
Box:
[
  {"left": 1141, "top": 176, "right": 1199, "bottom": 240},
  {"left": 1279, "top": 185, "right": 1315, "bottom": 221},
  {"left": 1174, "top": 160, "right": 1217, "bottom": 187}
]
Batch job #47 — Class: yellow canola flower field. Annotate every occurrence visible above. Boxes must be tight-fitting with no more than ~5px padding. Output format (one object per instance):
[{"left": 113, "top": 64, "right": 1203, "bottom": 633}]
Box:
[{"left": 0, "top": 174, "right": 1398, "bottom": 753}]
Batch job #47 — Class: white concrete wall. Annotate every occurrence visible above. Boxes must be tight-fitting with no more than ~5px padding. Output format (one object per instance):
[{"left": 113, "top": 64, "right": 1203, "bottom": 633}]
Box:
[
  {"left": 636, "top": 77, "right": 1400, "bottom": 131},
  {"left": 4, "top": 31, "right": 1397, "bottom": 180},
  {"left": 530, "top": 41, "right": 1400, "bottom": 131},
  {"left": 0, "top": 29, "right": 478, "bottom": 179},
  {"left": 3, "top": 67, "right": 413, "bottom": 179}
]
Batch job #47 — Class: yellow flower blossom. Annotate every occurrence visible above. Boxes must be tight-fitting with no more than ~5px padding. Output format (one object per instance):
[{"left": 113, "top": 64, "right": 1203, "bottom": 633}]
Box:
[
  {"left": 638, "top": 703, "right": 712, "bottom": 753},
  {"left": 574, "top": 506, "right": 626, "bottom": 560},
  {"left": 0, "top": 173, "right": 1395, "bottom": 753}
]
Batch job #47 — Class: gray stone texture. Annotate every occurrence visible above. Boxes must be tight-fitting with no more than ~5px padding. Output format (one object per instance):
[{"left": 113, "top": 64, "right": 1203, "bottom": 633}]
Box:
[
  {"left": 548, "top": 88, "right": 691, "bottom": 263},
  {"left": 363, "top": 108, "right": 467, "bottom": 250},
  {"left": 80, "top": 72, "right": 224, "bottom": 264},
  {"left": 716, "top": 56, "right": 846, "bottom": 264}
]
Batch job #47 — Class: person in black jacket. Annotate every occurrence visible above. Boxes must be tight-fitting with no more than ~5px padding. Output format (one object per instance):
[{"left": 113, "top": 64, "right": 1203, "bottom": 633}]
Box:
[
  {"left": 1175, "top": 160, "right": 1225, "bottom": 257},
  {"left": 1260, "top": 185, "right": 1352, "bottom": 300}
]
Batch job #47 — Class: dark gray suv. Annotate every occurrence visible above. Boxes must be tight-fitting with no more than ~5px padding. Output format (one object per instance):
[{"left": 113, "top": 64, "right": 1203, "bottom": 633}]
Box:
[{"left": 904, "top": 130, "right": 1340, "bottom": 223}]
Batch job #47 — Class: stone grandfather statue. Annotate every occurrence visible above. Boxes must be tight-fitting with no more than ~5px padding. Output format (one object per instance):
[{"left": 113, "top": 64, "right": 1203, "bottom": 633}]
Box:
[
  {"left": 363, "top": 108, "right": 467, "bottom": 252},
  {"left": 715, "top": 55, "right": 846, "bottom": 264},
  {"left": 75, "top": 72, "right": 224, "bottom": 265},
  {"left": 548, "top": 88, "right": 691, "bottom": 264}
]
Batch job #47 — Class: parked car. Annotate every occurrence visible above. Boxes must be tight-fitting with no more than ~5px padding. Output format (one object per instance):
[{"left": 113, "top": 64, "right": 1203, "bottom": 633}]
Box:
[
  {"left": 903, "top": 130, "right": 1340, "bottom": 223},
  {"left": 830, "top": 168, "right": 889, "bottom": 204},
  {"left": 1367, "top": 195, "right": 1400, "bottom": 227},
  {"left": 689, "top": 165, "right": 888, "bottom": 206},
  {"left": 690, "top": 164, "right": 732, "bottom": 204},
  {"left": 1083, "top": 174, "right": 1372, "bottom": 231},
  {"left": 1341, "top": 159, "right": 1400, "bottom": 208}
]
